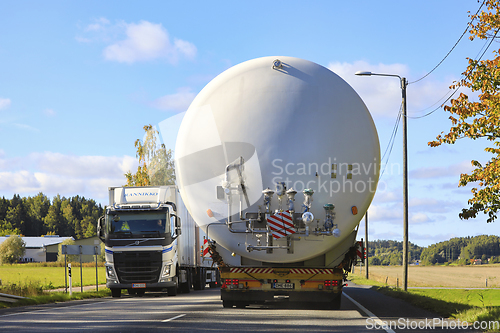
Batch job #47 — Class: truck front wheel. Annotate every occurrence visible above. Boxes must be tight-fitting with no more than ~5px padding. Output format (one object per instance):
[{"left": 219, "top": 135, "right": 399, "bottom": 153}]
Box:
[
  {"left": 111, "top": 288, "right": 121, "bottom": 298},
  {"left": 167, "top": 286, "right": 177, "bottom": 296}
]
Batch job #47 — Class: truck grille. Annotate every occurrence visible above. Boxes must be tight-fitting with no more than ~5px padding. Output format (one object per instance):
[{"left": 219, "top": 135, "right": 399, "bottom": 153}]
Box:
[{"left": 114, "top": 251, "right": 162, "bottom": 283}]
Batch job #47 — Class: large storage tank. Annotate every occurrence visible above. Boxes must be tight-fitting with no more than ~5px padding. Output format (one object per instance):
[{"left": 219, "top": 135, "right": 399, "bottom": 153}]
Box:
[{"left": 175, "top": 56, "right": 379, "bottom": 264}]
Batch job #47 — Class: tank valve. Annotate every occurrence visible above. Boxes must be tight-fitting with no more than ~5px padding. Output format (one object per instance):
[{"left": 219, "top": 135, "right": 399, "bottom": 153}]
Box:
[
  {"left": 302, "top": 189, "right": 314, "bottom": 213},
  {"left": 276, "top": 182, "right": 286, "bottom": 211},
  {"left": 323, "top": 203, "right": 335, "bottom": 230},
  {"left": 262, "top": 188, "right": 274, "bottom": 212},
  {"left": 286, "top": 188, "right": 297, "bottom": 212}
]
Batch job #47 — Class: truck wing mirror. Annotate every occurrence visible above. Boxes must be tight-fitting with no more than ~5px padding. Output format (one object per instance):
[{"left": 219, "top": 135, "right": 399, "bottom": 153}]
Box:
[
  {"left": 171, "top": 214, "right": 181, "bottom": 239},
  {"left": 97, "top": 216, "right": 105, "bottom": 242}
]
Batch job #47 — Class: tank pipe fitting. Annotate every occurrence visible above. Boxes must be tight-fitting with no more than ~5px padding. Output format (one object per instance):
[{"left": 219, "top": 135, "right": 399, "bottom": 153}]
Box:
[
  {"left": 262, "top": 188, "right": 274, "bottom": 213},
  {"left": 302, "top": 189, "right": 314, "bottom": 213},
  {"left": 225, "top": 156, "right": 250, "bottom": 209},
  {"left": 276, "top": 182, "right": 286, "bottom": 212},
  {"left": 323, "top": 203, "right": 335, "bottom": 230},
  {"left": 246, "top": 244, "right": 290, "bottom": 252},
  {"left": 286, "top": 188, "right": 297, "bottom": 213}
]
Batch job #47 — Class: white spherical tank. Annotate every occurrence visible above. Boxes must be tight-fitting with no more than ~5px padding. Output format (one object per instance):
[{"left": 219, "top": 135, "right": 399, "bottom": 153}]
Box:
[{"left": 175, "top": 56, "right": 379, "bottom": 263}]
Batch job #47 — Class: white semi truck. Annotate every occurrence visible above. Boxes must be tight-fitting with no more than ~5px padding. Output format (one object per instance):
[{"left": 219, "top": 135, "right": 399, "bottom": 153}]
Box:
[
  {"left": 97, "top": 186, "right": 218, "bottom": 297},
  {"left": 174, "top": 56, "right": 379, "bottom": 308}
]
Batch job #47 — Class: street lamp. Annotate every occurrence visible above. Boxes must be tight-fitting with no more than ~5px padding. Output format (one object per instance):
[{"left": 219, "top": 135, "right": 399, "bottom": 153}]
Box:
[{"left": 355, "top": 70, "right": 409, "bottom": 291}]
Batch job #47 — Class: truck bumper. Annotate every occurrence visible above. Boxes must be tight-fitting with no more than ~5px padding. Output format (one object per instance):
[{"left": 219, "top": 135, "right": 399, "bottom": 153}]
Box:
[
  {"left": 107, "top": 281, "right": 176, "bottom": 290},
  {"left": 221, "top": 289, "right": 341, "bottom": 303}
]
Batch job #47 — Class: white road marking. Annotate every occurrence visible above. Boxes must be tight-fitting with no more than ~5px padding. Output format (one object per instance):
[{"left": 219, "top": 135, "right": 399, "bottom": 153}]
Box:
[
  {"left": 343, "top": 292, "right": 396, "bottom": 333},
  {"left": 161, "top": 313, "right": 186, "bottom": 322}
]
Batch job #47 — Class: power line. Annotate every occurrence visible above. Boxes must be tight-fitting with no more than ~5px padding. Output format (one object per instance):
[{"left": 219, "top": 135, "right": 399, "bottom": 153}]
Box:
[
  {"left": 407, "top": 27, "right": 500, "bottom": 120},
  {"left": 409, "top": 0, "right": 485, "bottom": 85},
  {"left": 379, "top": 103, "right": 402, "bottom": 179}
]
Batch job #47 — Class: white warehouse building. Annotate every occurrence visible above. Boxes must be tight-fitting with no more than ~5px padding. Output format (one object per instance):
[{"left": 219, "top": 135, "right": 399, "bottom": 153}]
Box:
[{"left": 0, "top": 235, "right": 73, "bottom": 262}]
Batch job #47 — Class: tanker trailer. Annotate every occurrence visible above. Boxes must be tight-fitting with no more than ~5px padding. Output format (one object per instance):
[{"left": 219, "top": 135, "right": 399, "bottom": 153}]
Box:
[{"left": 174, "top": 56, "right": 379, "bottom": 309}]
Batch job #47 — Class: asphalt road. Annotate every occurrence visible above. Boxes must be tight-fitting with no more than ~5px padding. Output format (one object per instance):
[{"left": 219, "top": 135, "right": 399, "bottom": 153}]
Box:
[{"left": 0, "top": 283, "right": 481, "bottom": 333}]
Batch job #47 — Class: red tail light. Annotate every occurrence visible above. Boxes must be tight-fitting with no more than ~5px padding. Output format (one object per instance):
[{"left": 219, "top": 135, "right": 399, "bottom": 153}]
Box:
[{"left": 232, "top": 279, "right": 239, "bottom": 285}]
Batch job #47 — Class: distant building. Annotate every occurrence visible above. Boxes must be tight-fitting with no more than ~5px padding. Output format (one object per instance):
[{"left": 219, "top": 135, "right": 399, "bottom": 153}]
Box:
[
  {"left": 471, "top": 259, "right": 482, "bottom": 265},
  {"left": 72, "top": 236, "right": 103, "bottom": 262},
  {"left": 0, "top": 235, "right": 74, "bottom": 262}
]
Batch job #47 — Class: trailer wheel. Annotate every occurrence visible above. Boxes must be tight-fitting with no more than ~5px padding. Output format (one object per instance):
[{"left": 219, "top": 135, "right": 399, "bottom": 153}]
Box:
[
  {"left": 234, "top": 301, "right": 247, "bottom": 308},
  {"left": 222, "top": 300, "right": 233, "bottom": 308},
  {"left": 111, "top": 288, "right": 121, "bottom": 298},
  {"left": 330, "top": 295, "right": 342, "bottom": 310},
  {"left": 193, "top": 268, "right": 204, "bottom": 290},
  {"left": 180, "top": 269, "right": 191, "bottom": 293}
]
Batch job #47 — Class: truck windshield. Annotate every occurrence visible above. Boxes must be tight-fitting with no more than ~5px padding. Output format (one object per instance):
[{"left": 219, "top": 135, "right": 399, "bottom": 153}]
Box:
[{"left": 107, "top": 211, "right": 168, "bottom": 239}]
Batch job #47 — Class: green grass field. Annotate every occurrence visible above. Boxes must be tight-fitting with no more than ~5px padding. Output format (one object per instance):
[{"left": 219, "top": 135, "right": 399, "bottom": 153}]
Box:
[
  {"left": 0, "top": 264, "right": 106, "bottom": 289},
  {"left": 352, "top": 264, "right": 500, "bottom": 288},
  {"left": 349, "top": 272, "right": 500, "bottom": 331}
]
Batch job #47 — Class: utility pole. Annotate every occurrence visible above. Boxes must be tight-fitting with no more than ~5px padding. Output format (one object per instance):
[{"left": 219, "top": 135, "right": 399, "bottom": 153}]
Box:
[
  {"left": 365, "top": 212, "right": 369, "bottom": 279},
  {"left": 355, "top": 71, "right": 409, "bottom": 291},
  {"left": 402, "top": 77, "right": 409, "bottom": 291}
]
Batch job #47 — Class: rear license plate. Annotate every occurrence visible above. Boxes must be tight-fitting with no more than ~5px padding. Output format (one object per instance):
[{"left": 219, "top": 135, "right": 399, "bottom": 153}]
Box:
[
  {"left": 272, "top": 283, "right": 294, "bottom": 289},
  {"left": 132, "top": 283, "right": 146, "bottom": 288}
]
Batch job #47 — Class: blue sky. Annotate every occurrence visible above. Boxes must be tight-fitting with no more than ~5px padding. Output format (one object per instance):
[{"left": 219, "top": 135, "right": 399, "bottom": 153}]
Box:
[{"left": 0, "top": 0, "right": 498, "bottom": 246}]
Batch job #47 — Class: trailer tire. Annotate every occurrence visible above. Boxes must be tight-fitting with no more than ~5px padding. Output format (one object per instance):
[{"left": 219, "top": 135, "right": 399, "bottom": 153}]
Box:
[
  {"left": 330, "top": 295, "right": 342, "bottom": 310},
  {"left": 234, "top": 301, "right": 247, "bottom": 308},
  {"left": 222, "top": 300, "right": 233, "bottom": 308},
  {"left": 111, "top": 288, "right": 121, "bottom": 298},
  {"left": 193, "top": 268, "right": 204, "bottom": 290},
  {"left": 180, "top": 269, "right": 191, "bottom": 293}
]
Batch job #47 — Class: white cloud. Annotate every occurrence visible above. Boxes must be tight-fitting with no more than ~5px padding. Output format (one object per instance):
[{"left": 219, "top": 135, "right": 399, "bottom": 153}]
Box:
[
  {"left": 410, "top": 160, "right": 473, "bottom": 179},
  {"left": 410, "top": 212, "right": 433, "bottom": 224},
  {"left": 327, "top": 61, "right": 456, "bottom": 119},
  {"left": 43, "top": 109, "right": 56, "bottom": 117},
  {"left": 14, "top": 123, "right": 39, "bottom": 132},
  {"left": 0, "top": 98, "right": 11, "bottom": 110},
  {"left": 103, "top": 20, "right": 197, "bottom": 64},
  {"left": 151, "top": 87, "right": 195, "bottom": 112},
  {"left": 368, "top": 203, "right": 402, "bottom": 222},
  {"left": 0, "top": 152, "right": 138, "bottom": 204},
  {"left": 85, "top": 17, "right": 110, "bottom": 32}
]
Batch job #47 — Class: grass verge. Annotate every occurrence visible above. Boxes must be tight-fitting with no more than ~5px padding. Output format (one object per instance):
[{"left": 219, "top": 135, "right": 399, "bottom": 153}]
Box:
[
  {"left": 0, "top": 290, "right": 111, "bottom": 309},
  {"left": 348, "top": 274, "right": 499, "bottom": 332},
  {"left": 0, "top": 263, "right": 106, "bottom": 288},
  {"left": 0, "top": 279, "right": 110, "bottom": 309}
]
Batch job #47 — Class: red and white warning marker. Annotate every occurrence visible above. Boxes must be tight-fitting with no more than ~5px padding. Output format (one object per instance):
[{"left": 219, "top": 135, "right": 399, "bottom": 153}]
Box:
[
  {"left": 201, "top": 238, "right": 211, "bottom": 258},
  {"left": 267, "top": 211, "right": 296, "bottom": 239}
]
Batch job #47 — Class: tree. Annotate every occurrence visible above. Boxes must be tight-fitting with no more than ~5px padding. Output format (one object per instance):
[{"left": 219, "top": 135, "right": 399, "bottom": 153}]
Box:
[
  {"left": 0, "top": 235, "right": 26, "bottom": 264},
  {"left": 125, "top": 124, "right": 175, "bottom": 186},
  {"left": 82, "top": 216, "right": 96, "bottom": 238},
  {"left": 43, "top": 195, "right": 64, "bottom": 235},
  {"left": 25, "top": 193, "right": 50, "bottom": 236},
  {"left": 430, "top": 1, "right": 500, "bottom": 222}
]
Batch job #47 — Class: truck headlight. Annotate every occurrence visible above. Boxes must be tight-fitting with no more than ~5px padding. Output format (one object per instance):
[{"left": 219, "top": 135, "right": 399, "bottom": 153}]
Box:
[
  {"left": 106, "top": 265, "right": 117, "bottom": 281},
  {"left": 160, "top": 264, "right": 171, "bottom": 282}
]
